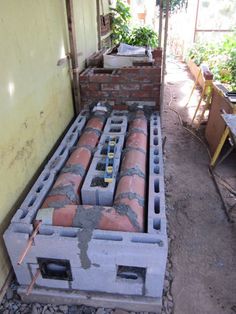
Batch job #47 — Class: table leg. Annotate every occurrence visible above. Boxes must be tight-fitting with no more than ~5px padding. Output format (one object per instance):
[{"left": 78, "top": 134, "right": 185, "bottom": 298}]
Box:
[{"left": 210, "top": 127, "right": 230, "bottom": 167}]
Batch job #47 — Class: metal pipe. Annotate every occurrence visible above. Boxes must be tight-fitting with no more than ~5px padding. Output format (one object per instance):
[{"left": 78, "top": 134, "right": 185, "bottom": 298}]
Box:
[
  {"left": 18, "top": 222, "right": 42, "bottom": 265},
  {"left": 26, "top": 268, "right": 40, "bottom": 296},
  {"left": 193, "top": 0, "right": 200, "bottom": 42}
]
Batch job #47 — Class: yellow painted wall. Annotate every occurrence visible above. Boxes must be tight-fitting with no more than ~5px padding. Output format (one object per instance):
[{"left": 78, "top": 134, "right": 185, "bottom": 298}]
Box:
[
  {"left": 0, "top": 1, "right": 75, "bottom": 289},
  {"left": 100, "top": 0, "right": 111, "bottom": 15},
  {"left": 73, "top": 0, "right": 98, "bottom": 70}
]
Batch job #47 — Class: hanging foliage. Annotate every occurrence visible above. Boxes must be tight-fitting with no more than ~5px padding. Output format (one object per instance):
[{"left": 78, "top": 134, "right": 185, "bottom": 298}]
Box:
[
  {"left": 156, "top": 0, "right": 188, "bottom": 12},
  {"left": 110, "top": 0, "right": 158, "bottom": 47},
  {"left": 110, "top": 0, "right": 131, "bottom": 45}
]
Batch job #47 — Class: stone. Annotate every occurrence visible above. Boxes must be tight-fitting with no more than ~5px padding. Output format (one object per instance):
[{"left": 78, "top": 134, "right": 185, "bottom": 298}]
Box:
[
  {"left": 167, "top": 293, "right": 173, "bottom": 302},
  {"left": 68, "top": 305, "right": 78, "bottom": 314},
  {"left": 6, "top": 288, "right": 13, "bottom": 300},
  {"left": 31, "top": 304, "right": 40, "bottom": 314},
  {"left": 96, "top": 309, "right": 106, "bottom": 314},
  {"left": 164, "top": 279, "right": 170, "bottom": 290},
  {"left": 113, "top": 310, "right": 130, "bottom": 314},
  {"left": 59, "top": 305, "right": 68, "bottom": 313}
]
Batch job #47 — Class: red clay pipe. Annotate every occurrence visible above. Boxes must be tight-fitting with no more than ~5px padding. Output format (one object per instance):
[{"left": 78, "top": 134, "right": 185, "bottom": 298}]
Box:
[
  {"left": 36, "top": 112, "right": 147, "bottom": 233},
  {"left": 41, "top": 115, "right": 106, "bottom": 208},
  {"left": 36, "top": 205, "right": 141, "bottom": 232},
  {"left": 114, "top": 112, "right": 147, "bottom": 231}
]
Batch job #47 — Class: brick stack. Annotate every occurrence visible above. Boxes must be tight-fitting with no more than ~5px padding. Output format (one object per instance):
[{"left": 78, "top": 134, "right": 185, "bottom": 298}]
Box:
[{"left": 80, "top": 64, "right": 162, "bottom": 108}]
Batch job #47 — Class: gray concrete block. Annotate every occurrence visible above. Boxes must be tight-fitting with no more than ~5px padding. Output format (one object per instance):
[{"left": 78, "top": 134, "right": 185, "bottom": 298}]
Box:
[
  {"left": 111, "top": 110, "right": 129, "bottom": 117},
  {"left": 18, "top": 286, "right": 162, "bottom": 313},
  {"left": 11, "top": 168, "right": 55, "bottom": 224},
  {"left": 11, "top": 115, "right": 87, "bottom": 225},
  {"left": 4, "top": 221, "right": 167, "bottom": 298},
  {"left": 94, "top": 134, "right": 125, "bottom": 159},
  {"left": 81, "top": 157, "right": 121, "bottom": 206},
  {"left": 148, "top": 113, "right": 166, "bottom": 235},
  {"left": 103, "top": 116, "right": 128, "bottom": 135},
  {"left": 46, "top": 115, "right": 87, "bottom": 174}
]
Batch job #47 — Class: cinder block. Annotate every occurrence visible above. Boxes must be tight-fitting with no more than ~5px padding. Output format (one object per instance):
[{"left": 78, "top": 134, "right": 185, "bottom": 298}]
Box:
[
  {"left": 18, "top": 286, "right": 162, "bottom": 313},
  {"left": 103, "top": 116, "right": 128, "bottom": 135},
  {"left": 11, "top": 114, "right": 88, "bottom": 225},
  {"left": 81, "top": 157, "right": 121, "bottom": 206},
  {"left": 46, "top": 115, "right": 87, "bottom": 174},
  {"left": 11, "top": 168, "right": 55, "bottom": 224},
  {"left": 5, "top": 223, "right": 167, "bottom": 298},
  {"left": 111, "top": 110, "right": 129, "bottom": 117},
  {"left": 148, "top": 112, "right": 166, "bottom": 235},
  {"left": 94, "top": 134, "right": 125, "bottom": 159}
]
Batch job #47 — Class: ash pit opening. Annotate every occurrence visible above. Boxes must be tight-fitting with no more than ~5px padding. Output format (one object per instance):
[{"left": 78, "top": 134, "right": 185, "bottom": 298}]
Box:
[{"left": 91, "top": 176, "right": 109, "bottom": 188}]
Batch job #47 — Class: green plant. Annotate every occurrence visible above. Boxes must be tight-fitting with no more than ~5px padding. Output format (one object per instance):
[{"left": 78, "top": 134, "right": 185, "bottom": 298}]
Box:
[
  {"left": 110, "top": 0, "right": 158, "bottom": 48},
  {"left": 188, "top": 32, "right": 236, "bottom": 90},
  {"left": 159, "top": 0, "right": 188, "bottom": 12},
  {"left": 110, "top": 0, "right": 131, "bottom": 45},
  {"left": 128, "top": 26, "right": 158, "bottom": 48}
]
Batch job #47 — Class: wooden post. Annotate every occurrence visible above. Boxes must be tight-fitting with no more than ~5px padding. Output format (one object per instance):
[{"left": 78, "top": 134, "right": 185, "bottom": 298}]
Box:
[
  {"left": 160, "top": 0, "right": 170, "bottom": 119},
  {"left": 158, "top": 0, "right": 163, "bottom": 48},
  {"left": 193, "top": 0, "right": 200, "bottom": 42},
  {"left": 96, "top": 0, "right": 102, "bottom": 50},
  {"left": 66, "top": 0, "right": 81, "bottom": 115}
]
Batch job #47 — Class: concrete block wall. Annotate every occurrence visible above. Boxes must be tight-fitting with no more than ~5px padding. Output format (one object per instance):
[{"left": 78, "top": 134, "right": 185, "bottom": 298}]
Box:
[
  {"left": 148, "top": 113, "right": 166, "bottom": 236},
  {"left": 10, "top": 112, "right": 88, "bottom": 225},
  {"left": 82, "top": 113, "right": 128, "bottom": 206},
  {"left": 80, "top": 64, "right": 162, "bottom": 108}
]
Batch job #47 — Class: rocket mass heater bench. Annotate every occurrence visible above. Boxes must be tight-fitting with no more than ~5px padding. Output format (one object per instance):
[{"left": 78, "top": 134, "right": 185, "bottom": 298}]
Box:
[{"left": 4, "top": 106, "right": 167, "bottom": 313}]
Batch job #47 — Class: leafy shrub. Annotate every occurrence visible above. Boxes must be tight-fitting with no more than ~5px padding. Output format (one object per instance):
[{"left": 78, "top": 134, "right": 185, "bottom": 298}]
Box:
[
  {"left": 110, "top": 0, "right": 131, "bottom": 45},
  {"left": 188, "top": 33, "right": 236, "bottom": 90},
  {"left": 128, "top": 27, "right": 158, "bottom": 48},
  {"left": 110, "top": 0, "right": 158, "bottom": 48}
]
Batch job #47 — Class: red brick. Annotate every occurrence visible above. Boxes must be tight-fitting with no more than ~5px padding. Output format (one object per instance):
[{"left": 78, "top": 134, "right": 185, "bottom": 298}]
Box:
[
  {"left": 89, "top": 75, "right": 112, "bottom": 83},
  {"left": 101, "top": 83, "right": 120, "bottom": 91},
  {"left": 120, "top": 84, "right": 140, "bottom": 90},
  {"left": 140, "top": 83, "right": 161, "bottom": 91},
  {"left": 110, "top": 90, "right": 130, "bottom": 98},
  {"left": 113, "top": 104, "right": 129, "bottom": 110}
]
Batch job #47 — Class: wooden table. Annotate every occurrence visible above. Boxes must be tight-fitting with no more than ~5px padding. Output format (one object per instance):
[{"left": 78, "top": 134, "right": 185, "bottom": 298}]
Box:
[{"left": 210, "top": 114, "right": 236, "bottom": 167}]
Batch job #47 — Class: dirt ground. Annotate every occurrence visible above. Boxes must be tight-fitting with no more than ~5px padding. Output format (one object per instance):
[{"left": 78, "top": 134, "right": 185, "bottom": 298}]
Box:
[{"left": 163, "top": 58, "right": 236, "bottom": 314}]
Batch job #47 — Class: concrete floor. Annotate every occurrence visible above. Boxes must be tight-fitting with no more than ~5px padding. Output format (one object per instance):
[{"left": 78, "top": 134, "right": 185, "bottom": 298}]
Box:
[{"left": 163, "top": 58, "right": 236, "bottom": 314}]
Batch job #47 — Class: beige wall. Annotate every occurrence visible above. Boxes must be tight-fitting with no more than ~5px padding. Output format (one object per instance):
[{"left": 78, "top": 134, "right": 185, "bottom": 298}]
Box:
[
  {"left": 74, "top": 0, "right": 98, "bottom": 70},
  {"left": 0, "top": 0, "right": 99, "bottom": 291}
]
